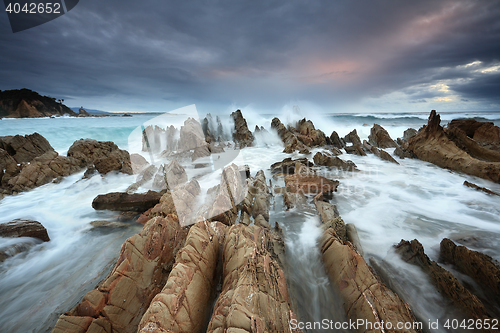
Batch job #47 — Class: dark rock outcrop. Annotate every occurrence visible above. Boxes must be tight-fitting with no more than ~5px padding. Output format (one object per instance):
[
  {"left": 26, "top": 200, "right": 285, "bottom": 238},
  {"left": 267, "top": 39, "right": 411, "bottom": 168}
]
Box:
[
  {"left": 231, "top": 110, "right": 254, "bottom": 148},
  {"left": 0, "top": 132, "right": 53, "bottom": 163},
  {"left": 408, "top": 110, "right": 500, "bottom": 183},
  {"left": 92, "top": 190, "right": 162, "bottom": 212},
  {"left": 395, "top": 239, "right": 491, "bottom": 321},
  {"left": 343, "top": 129, "right": 362, "bottom": 146},
  {"left": 440, "top": 238, "right": 500, "bottom": 303},
  {"left": 368, "top": 124, "right": 397, "bottom": 148},
  {"left": 448, "top": 119, "right": 500, "bottom": 151},
  {"left": 0, "top": 219, "right": 50, "bottom": 242},
  {"left": 329, "top": 131, "right": 345, "bottom": 149},
  {"left": 313, "top": 152, "right": 358, "bottom": 171},
  {"left": 270, "top": 157, "right": 314, "bottom": 175},
  {"left": 67, "top": 139, "right": 133, "bottom": 175},
  {"left": 344, "top": 144, "right": 367, "bottom": 156},
  {"left": 295, "top": 118, "right": 327, "bottom": 147},
  {"left": 0, "top": 89, "right": 76, "bottom": 118}
]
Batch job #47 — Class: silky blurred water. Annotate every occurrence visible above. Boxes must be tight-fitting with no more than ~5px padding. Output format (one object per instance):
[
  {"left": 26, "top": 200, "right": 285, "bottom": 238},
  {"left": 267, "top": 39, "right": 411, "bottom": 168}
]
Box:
[{"left": 1, "top": 110, "right": 500, "bottom": 332}]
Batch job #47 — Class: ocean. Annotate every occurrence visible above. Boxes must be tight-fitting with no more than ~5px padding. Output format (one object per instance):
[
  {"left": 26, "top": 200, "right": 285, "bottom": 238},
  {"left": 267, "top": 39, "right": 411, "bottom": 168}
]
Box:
[{"left": 1, "top": 109, "right": 500, "bottom": 332}]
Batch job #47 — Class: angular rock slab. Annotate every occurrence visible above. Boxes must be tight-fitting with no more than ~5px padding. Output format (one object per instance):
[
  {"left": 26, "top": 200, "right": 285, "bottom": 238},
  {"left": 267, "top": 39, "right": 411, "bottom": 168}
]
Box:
[
  {"left": 52, "top": 215, "right": 188, "bottom": 333},
  {"left": 138, "top": 221, "right": 225, "bottom": 333},
  {"left": 207, "top": 224, "right": 302, "bottom": 333}
]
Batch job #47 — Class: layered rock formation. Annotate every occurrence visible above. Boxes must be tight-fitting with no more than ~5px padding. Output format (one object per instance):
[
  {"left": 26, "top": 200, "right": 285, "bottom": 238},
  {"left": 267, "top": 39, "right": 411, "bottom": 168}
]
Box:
[
  {"left": 231, "top": 110, "right": 254, "bottom": 148},
  {"left": 270, "top": 117, "right": 330, "bottom": 153},
  {"left": 440, "top": 238, "right": 500, "bottom": 303},
  {"left": 448, "top": 119, "right": 500, "bottom": 151},
  {"left": 0, "top": 219, "right": 50, "bottom": 242},
  {"left": 368, "top": 124, "right": 397, "bottom": 148},
  {"left": 395, "top": 239, "right": 492, "bottom": 321},
  {"left": 408, "top": 110, "right": 500, "bottom": 182},
  {"left": 317, "top": 203, "right": 420, "bottom": 332},
  {"left": 52, "top": 215, "right": 188, "bottom": 333},
  {"left": 92, "top": 190, "right": 163, "bottom": 212},
  {"left": 68, "top": 139, "right": 133, "bottom": 175},
  {"left": 138, "top": 221, "right": 224, "bottom": 333},
  {"left": 313, "top": 152, "right": 358, "bottom": 171},
  {"left": 206, "top": 224, "right": 301, "bottom": 333},
  {"left": 0, "top": 89, "right": 76, "bottom": 118}
]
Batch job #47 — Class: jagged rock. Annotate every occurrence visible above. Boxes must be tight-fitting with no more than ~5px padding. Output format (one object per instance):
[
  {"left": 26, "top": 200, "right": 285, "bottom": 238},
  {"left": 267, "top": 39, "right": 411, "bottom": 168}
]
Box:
[
  {"left": 240, "top": 170, "right": 271, "bottom": 223},
  {"left": 165, "top": 159, "right": 188, "bottom": 188},
  {"left": 395, "top": 239, "right": 491, "bottom": 321},
  {"left": 0, "top": 132, "right": 53, "bottom": 163},
  {"left": 313, "top": 152, "right": 357, "bottom": 171},
  {"left": 206, "top": 224, "right": 301, "bottom": 333},
  {"left": 271, "top": 117, "right": 308, "bottom": 153},
  {"left": 295, "top": 118, "right": 327, "bottom": 147},
  {"left": 368, "top": 124, "right": 397, "bottom": 148},
  {"left": 179, "top": 118, "right": 206, "bottom": 151},
  {"left": 6, "top": 150, "right": 80, "bottom": 193},
  {"left": 448, "top": 119, "right": 500, "bottom": 151},
  {"left": 141, "top": 125, "right": 165, "bottom": 153},
  {"left": 402, "top": 128, "right": 418, "bottom": 142},
  {"left": 379, "top": 149, "right": 399, "bottom": 164},
  {"left": 130, "top": 153, "right": 149, "bottom": 174},
  {"left": 463, "top": 180, "right": 500, "bottom": 196},
  {"left": 344, "top": 144, "right": 367, "bottom": 156},
  {"left": 440, "top": 238, "right": 500, "bottom": 303},
  {"left": 343, "top": 129, "right": 362, "bottom": 146},
  {"left": 67, "top": 139, "right": 133, "bottom": 175},
  {"left": 408, "top": 111, "right": 500, "bottom": 183},
  {"left": 284, "top": 173, "right": 339, "bottom": 195},
  {"left": 92, "top": 190, "right": 162, "bottom": 212},
  {"left": 445, "top": 126, "right": 500, "bottom": 162},
  {"left": 0, "top": 148, "right": 21, "bottom": 189},
  {"left": 320, "top": 223, "right": 420, "bottom": 332},
  {"left": 394, "top": 145, "right": 414, "bottom": 159},
  {"left": 270, "top": 157, "right": 314, "bottom": 175},
  {"left": 329, "top": 131, "right": 345, "bottom": 149},
  {"left": 138, "top": 221, "right": 225, "bottom": 333},
  {"left": 231, "top": 110, "right": 254, "bottom": 148},
  {"left": 52, "top": 215, "right": 188, "bottom": 333},
  {"left": 0, "top": 219, "right": 50, "bottom": 242}
]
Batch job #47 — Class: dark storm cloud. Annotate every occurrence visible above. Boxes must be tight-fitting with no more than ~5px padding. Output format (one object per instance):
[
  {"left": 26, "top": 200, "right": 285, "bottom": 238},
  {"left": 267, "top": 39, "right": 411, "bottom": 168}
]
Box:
[{"left": 0, "top": 0, "right": 499, "bottom": 111}]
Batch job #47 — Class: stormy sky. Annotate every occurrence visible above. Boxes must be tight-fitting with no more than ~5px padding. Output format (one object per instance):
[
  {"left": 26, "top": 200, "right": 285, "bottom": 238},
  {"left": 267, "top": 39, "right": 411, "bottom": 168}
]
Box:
[{"left": 1, "top": 0, "right": 499, "bottom": 113}]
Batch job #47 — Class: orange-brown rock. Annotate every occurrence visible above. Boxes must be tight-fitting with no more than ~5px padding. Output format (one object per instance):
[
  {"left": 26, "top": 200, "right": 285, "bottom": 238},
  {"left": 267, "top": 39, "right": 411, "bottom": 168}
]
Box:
[
  {"left": 92, "top": 190, "right": 162, "bottom": 212},
  {"left": 320, "top": 230, "right": 420, "bottom": 333},
  {"left": 0, "top": 219, "right": 50, "bottom": 242},
  {"left": 395, "top": 239, "right": 491, "bottom": 321},
  {"left": 67, "top": 139, "right": 133, "bottom": 175},
  {"left": 284, "top": 173, "right": 339, "bottom": 195},
  {"left": 271, "top": 117, "right": 309, "bottom": 153},
  {"left": 448, "top": 118, "right": 500, "bottom": 151},
  {"left": 313, "top": 152, "right": 358, "bottom": 171},
  {"left": 138, "top": 221, "right": 225, "bottom": 333},
  {"left": 440, "top": 238, "right": 500, "bottom": 303},
  {"left": 408, "top": 110, "right": 500, "bottom": 183},
  {"left": 368, "top": 124, "right": 397, "bottom": 148},
  {"left": 206, "top": 224, "right": 302, "bottom": 333},
  {"left": 51, "top": 215, "right": 188, "bottom": 333},
  {"left": 231, "top": 110, "right": 254, "bottom": 148}
]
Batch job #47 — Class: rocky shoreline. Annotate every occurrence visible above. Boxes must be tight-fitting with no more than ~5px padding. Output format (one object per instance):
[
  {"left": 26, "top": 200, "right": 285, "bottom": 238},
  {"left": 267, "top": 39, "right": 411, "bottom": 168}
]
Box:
[{"left": 1, "top": 109, "right": 500, "bottom": 332}]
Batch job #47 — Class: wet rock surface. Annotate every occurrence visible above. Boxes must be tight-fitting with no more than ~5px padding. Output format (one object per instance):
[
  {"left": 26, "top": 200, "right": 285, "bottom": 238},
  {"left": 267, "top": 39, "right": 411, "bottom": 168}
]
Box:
[
  {"left": 0, "top": 219, "right": 50, "bottom": 242},
  {"left": 231, "top": 109, "right": 254, "bottom": 148},
  {"left": 408, "top": 110, "right": 500, "bottom": 182},
  {"left": 52, "top": 215, "right": 188, "bottom": 333},
  {"left": 92, "top": 190, "right": 162, "bottom": 212},
  {"left": 206, "top": 224, "right": 301, "bottom": 333},
  {"left": 395, "top": 239, "right": 492, "bottom": 321},
  {"left": 463, "top": 180, "right": 500, "bottom": 196},
  {"left": 368, "top": 124, "right": 397, "bottom": 148},
  {"left": 440, "top": 238, "right": 500, "bottom": 304},
  {"left": 313, "top": 151, "right": 358, "bottom": 171},
  {"left": 138, "top": 221, "right": 224, "bottom": 333}
]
